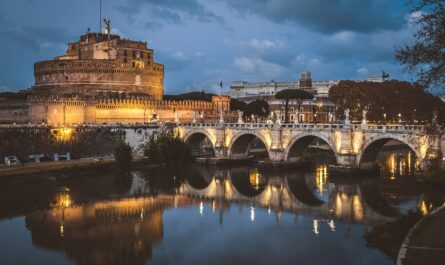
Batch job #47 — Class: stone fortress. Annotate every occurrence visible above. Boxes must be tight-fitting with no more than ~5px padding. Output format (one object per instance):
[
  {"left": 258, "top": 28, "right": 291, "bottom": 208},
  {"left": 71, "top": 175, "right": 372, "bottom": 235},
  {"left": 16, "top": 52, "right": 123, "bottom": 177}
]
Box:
[{"left": 0, "top": 20, "right": 230, "bottom": 125}]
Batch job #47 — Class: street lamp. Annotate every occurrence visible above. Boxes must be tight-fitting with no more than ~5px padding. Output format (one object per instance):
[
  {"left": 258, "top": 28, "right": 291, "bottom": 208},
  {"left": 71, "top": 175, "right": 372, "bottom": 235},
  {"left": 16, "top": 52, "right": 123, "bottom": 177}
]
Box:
[
  {"left": 398, "top": 113, "right": 402, "bottom": 124},
  {"left": 383, "top": 113, "right": 387, "bottom": 123}
]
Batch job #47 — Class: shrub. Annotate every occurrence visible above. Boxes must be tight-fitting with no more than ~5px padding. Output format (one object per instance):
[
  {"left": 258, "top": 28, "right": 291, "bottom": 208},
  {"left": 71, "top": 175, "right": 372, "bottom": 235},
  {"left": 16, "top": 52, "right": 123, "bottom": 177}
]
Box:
[
  {"left": 144, "top": 133, "right": 192, "bottom": 164},
  {"left": 113, "top": 140, "right": 133, "bottom": 169}
]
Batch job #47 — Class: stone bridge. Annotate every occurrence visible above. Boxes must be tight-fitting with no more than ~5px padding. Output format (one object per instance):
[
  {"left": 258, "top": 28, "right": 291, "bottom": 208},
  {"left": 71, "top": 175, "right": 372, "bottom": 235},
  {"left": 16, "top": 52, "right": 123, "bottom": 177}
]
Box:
[{"left": 176, "top": 122, "right": 445, "bottom": 169}]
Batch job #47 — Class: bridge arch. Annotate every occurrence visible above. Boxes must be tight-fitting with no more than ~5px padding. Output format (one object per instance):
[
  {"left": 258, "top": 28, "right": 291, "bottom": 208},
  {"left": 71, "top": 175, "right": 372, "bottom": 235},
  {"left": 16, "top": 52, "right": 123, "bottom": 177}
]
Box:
[
  {"left": 357, "top": 135, "right": 421, "bottom": 170},
  {"left": 284, "top": 133, "right": 338, "bottom": 163},
  {"left": 228, "top": 132, "right": 270, "bottom": 159},
  {"left": 183, "top": 130, "right": 216, "bottom": 156}
]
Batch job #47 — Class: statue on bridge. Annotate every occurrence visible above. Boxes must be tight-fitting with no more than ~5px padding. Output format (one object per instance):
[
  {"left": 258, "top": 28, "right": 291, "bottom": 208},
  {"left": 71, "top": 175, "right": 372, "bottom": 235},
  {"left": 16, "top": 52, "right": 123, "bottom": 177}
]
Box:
[
  {"left": 361, "top": 107, "right": 368, "bottom": 126},
  {"left": 344, "top": 108, "right": 350, "bottom": 126},
  {"left": 238, "top": 110, "right": 244, "bottom": 124}
]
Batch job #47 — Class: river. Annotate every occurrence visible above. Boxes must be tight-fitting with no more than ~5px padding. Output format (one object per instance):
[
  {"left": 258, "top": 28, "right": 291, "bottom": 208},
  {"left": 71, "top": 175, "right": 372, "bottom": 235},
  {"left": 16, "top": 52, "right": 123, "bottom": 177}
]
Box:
[{"left": 0, "top": 147, "right": 444, "bottom": 265}]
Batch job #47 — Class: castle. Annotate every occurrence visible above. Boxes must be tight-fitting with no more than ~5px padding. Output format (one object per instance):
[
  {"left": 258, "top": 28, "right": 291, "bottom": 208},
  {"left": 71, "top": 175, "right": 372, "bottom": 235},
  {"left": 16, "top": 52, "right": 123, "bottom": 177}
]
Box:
[{"left": 0, "top": 21, "right": 231, "bottom": 125}]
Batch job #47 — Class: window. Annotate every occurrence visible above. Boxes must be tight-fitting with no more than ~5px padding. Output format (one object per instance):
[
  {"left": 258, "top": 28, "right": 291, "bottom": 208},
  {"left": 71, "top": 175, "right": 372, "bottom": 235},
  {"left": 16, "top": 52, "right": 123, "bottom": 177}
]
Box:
[
  {"left": 141, "top": 52, "right": 144, "bottom": 59},
  {"left": 124, "top": 50, "right": 127, "bottom": 57},
  {"left": 123, "top": 58, "right": 127, "bottom": 63},
  {"left": 132, "top": 50, "right": 136, "bottom": 58}
]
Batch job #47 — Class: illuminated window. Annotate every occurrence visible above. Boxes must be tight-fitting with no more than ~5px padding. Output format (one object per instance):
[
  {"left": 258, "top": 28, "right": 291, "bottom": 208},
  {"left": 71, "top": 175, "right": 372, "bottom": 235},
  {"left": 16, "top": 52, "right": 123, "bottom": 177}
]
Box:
[{"left": 132, "top": 60, "right": 145, "bottom": 69}]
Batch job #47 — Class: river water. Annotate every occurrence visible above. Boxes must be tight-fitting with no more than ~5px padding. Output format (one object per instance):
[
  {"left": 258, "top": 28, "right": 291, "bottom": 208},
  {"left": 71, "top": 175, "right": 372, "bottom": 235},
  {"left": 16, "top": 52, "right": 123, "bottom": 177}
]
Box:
[{"left": 0, "top": 148, "right": 444, "bottom": 265}]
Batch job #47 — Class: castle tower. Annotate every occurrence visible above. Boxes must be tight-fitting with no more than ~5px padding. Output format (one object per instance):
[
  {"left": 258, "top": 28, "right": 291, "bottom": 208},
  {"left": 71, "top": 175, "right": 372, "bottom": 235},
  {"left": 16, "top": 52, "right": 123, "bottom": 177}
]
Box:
[{"left": 33, "top": 26, "right": 164, "bottom": 100}]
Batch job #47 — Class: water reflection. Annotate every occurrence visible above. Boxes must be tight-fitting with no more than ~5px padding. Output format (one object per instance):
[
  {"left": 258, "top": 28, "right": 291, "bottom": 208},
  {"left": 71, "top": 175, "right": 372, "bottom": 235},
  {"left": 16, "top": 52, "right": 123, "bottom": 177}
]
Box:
[
  {"left": 378, "top": 148, "right": 419, "bottom": 179},
  {"left": 1, "top": 148, "right": 444, "bottom": 265}
]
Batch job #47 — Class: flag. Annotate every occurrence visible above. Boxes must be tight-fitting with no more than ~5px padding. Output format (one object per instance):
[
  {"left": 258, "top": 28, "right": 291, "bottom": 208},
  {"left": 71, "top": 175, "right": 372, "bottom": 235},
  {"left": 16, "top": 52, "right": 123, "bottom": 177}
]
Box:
[{"left": 219, "top": 80, "right": 223, "bottom": 88}]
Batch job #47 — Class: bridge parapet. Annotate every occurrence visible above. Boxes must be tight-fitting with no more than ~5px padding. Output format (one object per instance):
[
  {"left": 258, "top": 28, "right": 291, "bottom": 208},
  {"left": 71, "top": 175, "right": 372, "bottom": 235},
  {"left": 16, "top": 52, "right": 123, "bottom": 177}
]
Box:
[{"left": 180, "top": 122, "right": 427, "bottom": 133}]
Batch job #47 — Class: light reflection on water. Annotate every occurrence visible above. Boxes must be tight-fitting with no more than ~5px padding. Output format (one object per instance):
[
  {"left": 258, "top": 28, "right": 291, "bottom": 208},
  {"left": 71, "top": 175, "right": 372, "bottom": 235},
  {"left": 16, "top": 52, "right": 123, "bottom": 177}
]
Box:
[{"left": 0, "top": 148, "right": 443, "bottom": 265}]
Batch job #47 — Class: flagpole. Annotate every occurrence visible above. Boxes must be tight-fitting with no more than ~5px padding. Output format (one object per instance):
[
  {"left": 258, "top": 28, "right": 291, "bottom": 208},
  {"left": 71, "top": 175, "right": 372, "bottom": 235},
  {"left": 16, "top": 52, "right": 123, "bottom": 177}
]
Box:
[{"left": 99, "top": 0, "right": 102, "bottom": 32}]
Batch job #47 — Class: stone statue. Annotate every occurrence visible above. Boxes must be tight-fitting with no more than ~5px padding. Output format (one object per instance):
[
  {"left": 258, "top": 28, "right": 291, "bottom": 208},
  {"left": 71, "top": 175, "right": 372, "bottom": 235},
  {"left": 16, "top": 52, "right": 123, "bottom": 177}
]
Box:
[
  {"left": 275, "top": 110, "right": 282, "bottom": 125},
  {"left": 103, "top": 19, "right": 111, "bottom": 34},
  {"left": 344, "top": 108, "right": 350, "bottom": 125},
  {"left": 174, "top": 112, "right": 179, "bottom": 123},
  {"left": 432, "top": 110, "right": 438, "bottom": 125},
  {"left": 219, "top": 110, "right": 225, "bottom": 124},
  {"left": 238, "top": 110, "right": 244, "bottom": 124},
  {"left": 294, "top": 110, "right": 299, "bottom": 124},
  {"left": 361, "top": 108, "right": 368, "bottom": 125}
]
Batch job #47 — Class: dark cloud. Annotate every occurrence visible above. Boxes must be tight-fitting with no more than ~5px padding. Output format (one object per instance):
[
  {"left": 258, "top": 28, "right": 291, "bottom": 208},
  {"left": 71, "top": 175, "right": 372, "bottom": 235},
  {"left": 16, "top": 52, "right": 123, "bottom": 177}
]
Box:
[
  {"left": 116, "top": 0, "right": 223, "bottom": 27},
  {"left": 224, "top": 0, "right": 406, "bottom": 34},
  {"left": 0, "top": 11, "right": 72, "bottom": 52}
]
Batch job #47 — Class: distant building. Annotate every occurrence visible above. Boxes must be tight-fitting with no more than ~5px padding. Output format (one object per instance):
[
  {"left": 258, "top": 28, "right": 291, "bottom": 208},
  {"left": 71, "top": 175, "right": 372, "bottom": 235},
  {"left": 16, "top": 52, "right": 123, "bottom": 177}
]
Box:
[{"left": 230, "top": 71, "right": 337, "bottom": 123}]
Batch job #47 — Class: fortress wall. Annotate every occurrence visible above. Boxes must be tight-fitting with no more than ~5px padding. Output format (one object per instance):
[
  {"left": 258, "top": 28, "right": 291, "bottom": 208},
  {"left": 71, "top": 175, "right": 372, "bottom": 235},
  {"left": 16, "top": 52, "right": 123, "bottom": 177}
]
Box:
[{"left": 0, "top": 105, "right": 29, "bottom": 124}]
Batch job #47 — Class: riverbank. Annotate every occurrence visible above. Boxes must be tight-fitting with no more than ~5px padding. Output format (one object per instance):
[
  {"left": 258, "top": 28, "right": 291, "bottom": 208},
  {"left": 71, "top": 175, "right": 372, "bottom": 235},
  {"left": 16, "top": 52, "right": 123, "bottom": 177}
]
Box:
[
  {"left": 0, "top": 156, "right": 152, "bottom": 177},
  {"left": 399, "top": 205, "right": 445, "bottom": 265}
]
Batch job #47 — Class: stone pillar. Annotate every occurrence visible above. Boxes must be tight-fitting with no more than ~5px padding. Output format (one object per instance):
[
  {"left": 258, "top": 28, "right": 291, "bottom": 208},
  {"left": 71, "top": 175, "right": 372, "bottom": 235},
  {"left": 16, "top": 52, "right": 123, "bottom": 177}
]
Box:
[
  {"left": 269, "top": 126, "right": 284, "bottom": 161},
  {"left": 335, "top": 129, "right": 357, "bottom": 168},
  {"left": 214, "top": 126, "right": 227, "bottom": 158}
]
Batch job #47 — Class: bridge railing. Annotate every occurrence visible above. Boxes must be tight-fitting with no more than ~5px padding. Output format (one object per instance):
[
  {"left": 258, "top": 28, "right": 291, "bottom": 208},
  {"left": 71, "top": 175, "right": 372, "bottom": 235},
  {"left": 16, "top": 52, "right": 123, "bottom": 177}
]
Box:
[{"left": 178, "top": 122, "right": 428, "bottom": 133}]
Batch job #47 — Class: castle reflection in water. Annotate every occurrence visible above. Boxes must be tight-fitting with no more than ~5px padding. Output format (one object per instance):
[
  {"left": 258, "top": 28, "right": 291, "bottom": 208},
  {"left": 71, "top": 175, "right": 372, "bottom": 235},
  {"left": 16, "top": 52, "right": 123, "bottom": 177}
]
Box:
[{"left": 24, "top": 148, "right": 438, "bottom": 265}]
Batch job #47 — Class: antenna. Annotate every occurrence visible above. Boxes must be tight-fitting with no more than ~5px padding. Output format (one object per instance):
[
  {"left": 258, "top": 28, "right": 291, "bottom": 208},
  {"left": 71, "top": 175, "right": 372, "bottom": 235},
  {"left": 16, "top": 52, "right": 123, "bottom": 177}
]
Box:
[{"left": 99, "top": 0, "right": 102, "bottom": 32}]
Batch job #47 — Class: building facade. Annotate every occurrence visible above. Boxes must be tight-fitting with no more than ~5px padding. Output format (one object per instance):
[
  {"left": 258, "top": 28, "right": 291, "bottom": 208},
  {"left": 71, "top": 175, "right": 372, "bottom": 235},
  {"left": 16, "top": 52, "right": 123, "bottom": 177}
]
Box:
[{"left": 230, "top": 71, "right": 337, "bottom": 123}]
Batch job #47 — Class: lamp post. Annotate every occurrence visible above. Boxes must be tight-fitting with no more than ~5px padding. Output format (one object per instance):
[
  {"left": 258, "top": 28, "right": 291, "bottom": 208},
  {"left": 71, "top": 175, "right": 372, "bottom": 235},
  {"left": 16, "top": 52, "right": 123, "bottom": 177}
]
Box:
[
  {"left": 398, "top": 113, "right": 402, "bottom": 124},
  {"left": 383, "top": 113, "right": 387, "bottom": 124}
]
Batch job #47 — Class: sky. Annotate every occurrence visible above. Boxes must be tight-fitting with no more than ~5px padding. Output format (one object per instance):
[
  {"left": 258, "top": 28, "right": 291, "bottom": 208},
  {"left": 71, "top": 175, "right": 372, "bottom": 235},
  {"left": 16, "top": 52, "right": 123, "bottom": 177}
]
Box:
[{"left": 0, "top": 0, "right": 418, "bottom": 94}]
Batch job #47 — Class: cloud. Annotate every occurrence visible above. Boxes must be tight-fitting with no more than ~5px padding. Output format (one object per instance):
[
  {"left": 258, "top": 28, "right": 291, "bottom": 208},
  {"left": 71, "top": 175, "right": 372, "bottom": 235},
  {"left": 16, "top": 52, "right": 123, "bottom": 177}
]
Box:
[
  {"left": 115, "top": 0, "right": 223, "bottom": 28},
  {"left": 224, "top": 0, "right": 406, "bottom": 34},
  {"left": 234, "top": 57, "right": 286, "bottom": 78},
  {"left": 357, "top": 67, "right": 368, "bottom": 74},
  {"left": 0, "top": 11, "right": 71, "bottom": 53}
]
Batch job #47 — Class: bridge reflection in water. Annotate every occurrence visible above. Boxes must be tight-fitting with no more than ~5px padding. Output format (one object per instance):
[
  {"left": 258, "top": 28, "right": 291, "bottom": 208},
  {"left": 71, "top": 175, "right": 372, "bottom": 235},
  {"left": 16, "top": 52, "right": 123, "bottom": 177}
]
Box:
[{"left": 22, "top": 151, "right": 435, "bottom": 265}]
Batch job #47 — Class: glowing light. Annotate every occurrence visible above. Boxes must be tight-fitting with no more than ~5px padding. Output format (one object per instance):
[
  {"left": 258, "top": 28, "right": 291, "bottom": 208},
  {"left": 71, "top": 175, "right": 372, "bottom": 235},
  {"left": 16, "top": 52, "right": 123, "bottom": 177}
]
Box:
[
  {"left": 54, "top": 188, "right": 72, "bottom": 208},
  {"left": 250, "top": 207, "right": 255, "bottom": 222},
  {"left": 60, "top": 224, "right": 64, "bottom": 237},
  {"left": 316, "top": 164, "right": 328, "bottom": 195},
  {"left": 420, "top": 200, "right": 432, "bottom": 216},
  {"left": 199, "top": 201, "right": 204, "bottom": 216},
  {"left": 313, "top": 219, "right": 319, "bottom": 235},
  {"left": 352, "top": 195, "right": 364, "bottom": 221},
  {"left": 328, "top": 220, "right": 336, "bottom": 231},
  {"left": 249, "top": 169, "right": 263, "bottom": 191},
  {"left": 408, "top": 151, "right": 412, "bottom": 174}
]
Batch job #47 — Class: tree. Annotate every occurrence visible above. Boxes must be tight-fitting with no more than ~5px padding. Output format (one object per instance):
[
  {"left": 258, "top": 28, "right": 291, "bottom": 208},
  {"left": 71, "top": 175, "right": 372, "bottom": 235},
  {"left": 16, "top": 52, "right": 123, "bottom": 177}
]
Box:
[
  {"left": 113, "top": 140, "right": 133, "bottom": 169},
  {"left": 244, "top": 100, "right": 269, "bottom": 120},
  {"left": 329, "top": 80, "right": 445, "bottom": 123},
  {"left": 230, "top": 98, "right": 247, "bottom": 112},
  {"left": 396, "top": 0, "right": 445, "bottom": 89},
  {"left": 275, "top": 89, "right": 314, "bottom": 123}
]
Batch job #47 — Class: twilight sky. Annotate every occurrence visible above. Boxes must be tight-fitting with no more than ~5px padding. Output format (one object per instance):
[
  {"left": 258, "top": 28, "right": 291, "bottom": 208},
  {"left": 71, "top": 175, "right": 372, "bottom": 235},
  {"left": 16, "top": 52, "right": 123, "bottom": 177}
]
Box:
[{"left": 0, "top": 0, "right": 417, "bottom": 94}]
